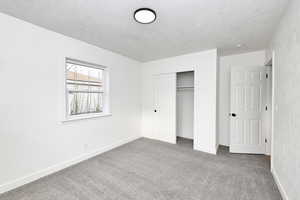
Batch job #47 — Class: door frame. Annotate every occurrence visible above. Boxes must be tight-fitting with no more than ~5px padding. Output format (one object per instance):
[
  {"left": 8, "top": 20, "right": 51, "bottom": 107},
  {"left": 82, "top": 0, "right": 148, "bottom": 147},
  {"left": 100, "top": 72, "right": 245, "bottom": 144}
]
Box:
[
  {"left": 264, "top": 51, "right": 275, "bottom": 167},
  {"left": 270, "top": 51, "right": 275, "bottom": 170},
  {"left": 175, "top": 70, "right": 196, "bottom": 147},
  {"left": 265, "top": 66, "right": 272, "bottom": 155},
  {"left": 176, "top": 71, "right": 195, "bottom": 141}
]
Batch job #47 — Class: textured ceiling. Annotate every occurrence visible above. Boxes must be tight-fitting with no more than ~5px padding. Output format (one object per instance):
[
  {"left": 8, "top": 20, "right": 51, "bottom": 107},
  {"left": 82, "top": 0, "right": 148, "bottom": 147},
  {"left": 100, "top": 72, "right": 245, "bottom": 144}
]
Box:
[{"left": 0, "top": 0, "right": 289, "bottom": 62}]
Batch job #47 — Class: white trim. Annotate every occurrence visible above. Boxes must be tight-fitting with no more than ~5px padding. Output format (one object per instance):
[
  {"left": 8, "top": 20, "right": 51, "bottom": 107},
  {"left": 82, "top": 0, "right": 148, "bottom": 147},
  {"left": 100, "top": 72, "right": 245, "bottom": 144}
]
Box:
[
  {"left": 0, "top": 136, "right": 140, "bottom": 194},
  {"left": 173, "top": 73, "right": 177, "bottom": 144},
  {"left": 264, "top": 66, "right": 272, "bottom": 156},
  {"left": 271, "top": 51, "right": 275, "bottom": 171},
  {"left": 194, "top": 144, "right": 217, "bottom": 155},
  {"left": 62, "top": 112, "right": 112, "bottom": 122},
  {"left": 271, "top": 168, "right": 289, "bottom": 200},
  {"left": 66, "top": 57, "right": 106, "bottom": 70}
]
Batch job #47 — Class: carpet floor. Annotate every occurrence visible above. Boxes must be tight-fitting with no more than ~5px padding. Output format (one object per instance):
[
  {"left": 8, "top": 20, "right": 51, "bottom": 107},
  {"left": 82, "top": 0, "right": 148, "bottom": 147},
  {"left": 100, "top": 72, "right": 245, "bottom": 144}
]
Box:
[{"left": 0, "top": 138, "right": 281, "bottom": 200}]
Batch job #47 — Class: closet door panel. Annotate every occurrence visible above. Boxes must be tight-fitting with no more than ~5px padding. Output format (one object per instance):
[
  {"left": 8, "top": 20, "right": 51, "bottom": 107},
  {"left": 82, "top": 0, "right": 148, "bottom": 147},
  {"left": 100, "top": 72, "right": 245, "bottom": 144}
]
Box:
[{"left": 153, "top": 73, "right": 176, "bottom": 144}]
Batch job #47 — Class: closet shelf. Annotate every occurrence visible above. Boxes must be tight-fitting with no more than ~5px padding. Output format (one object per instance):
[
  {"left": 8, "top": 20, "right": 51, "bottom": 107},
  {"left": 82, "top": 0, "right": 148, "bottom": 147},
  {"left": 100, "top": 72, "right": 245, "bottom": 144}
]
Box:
[{"left": 176, "top": 86, "right": 194, "bottom": 89}]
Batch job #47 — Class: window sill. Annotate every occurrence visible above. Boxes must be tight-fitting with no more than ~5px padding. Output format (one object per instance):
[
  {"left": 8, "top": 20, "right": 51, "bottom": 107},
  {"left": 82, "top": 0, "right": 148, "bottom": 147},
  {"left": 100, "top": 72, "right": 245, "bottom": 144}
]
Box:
[{"left": 62, "top": 112, "right": 112, "bottom": 122}]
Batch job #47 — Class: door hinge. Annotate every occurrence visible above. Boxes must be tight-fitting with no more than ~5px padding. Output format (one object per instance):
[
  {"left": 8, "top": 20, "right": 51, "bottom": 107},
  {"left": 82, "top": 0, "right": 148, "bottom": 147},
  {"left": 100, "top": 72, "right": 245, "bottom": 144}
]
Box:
[
  {"left": 266, "top": 73, "right": 269, "bottom": 79},
  {"left": 265, "top": 138, "right": 268, "bottom": 143}
]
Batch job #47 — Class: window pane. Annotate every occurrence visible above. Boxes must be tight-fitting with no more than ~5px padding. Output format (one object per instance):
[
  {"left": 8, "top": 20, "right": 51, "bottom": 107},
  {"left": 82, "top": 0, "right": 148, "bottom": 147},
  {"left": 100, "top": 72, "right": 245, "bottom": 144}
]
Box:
[
  {"left": 68, "top": 92, "right": 103, "bottom": 115},
  {"left": 66, "top": 61, "right": 104, "bottom": 116},
  {"left": 67, "top": 63, "right": 103, "bottom": 83}
]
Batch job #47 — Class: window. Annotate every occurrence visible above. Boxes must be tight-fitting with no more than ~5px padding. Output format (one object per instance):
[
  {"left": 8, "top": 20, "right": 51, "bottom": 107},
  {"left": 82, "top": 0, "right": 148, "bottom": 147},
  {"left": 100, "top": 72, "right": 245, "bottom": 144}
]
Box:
[{"left": 65, "top": 58, "right": 110, "bottom": 120}]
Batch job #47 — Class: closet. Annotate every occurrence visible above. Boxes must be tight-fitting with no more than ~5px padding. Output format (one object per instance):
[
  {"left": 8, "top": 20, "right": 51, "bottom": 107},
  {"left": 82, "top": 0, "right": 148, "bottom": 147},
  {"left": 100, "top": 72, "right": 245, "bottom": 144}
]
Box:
[
  {"left": 152, "top": 71, "right": 194, "bottom": 146},
  {"left": 176, "top": 71, "right": 194, "bottom": 146}
]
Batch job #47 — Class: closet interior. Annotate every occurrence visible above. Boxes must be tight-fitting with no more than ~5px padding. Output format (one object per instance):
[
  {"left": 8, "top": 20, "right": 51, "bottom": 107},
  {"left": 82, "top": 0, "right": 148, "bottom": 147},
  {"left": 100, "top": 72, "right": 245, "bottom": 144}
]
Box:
[{"left": 176, "top": 71, "right": 194, "bottom": 148}]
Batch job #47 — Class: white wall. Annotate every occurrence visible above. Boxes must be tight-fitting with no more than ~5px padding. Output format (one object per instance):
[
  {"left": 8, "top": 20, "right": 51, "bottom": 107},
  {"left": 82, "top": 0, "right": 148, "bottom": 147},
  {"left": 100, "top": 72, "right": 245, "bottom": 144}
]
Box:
[
  {"left": 141, "top": 49, "right": 218, "bottom": 154},
  {"left": 0, "top": 13, "right": 141, "bottom": 193},
  {"left": 176, "top": 72, "right": 194, "bottom": 139},
  {"left": 267, "top": 0, "right": 300, "bottom": 199},
  {"left": 218, "top": 51, "right": 266, "bottom": 146}
]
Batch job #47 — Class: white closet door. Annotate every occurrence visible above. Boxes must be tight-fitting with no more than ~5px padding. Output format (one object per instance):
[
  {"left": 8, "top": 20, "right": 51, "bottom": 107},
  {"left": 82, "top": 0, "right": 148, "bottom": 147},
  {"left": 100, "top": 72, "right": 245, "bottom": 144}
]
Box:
[
  {"left": 230, "top": 66, "right": 267, "bottom": 154},
  {"left": 153, "top": 73, "right": 176, "bottom": 144}
]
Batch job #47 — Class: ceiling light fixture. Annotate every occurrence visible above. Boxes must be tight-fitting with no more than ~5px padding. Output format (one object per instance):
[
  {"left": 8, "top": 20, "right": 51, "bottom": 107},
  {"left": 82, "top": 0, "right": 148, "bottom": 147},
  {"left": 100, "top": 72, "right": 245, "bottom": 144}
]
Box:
[{"left": 134, "top": 8, "right": 156, "bottom": 24}]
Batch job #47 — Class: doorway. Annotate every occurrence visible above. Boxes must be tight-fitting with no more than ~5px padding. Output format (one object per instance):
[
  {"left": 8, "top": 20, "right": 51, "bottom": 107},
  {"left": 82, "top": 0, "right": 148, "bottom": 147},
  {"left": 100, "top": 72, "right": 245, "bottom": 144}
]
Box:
[{"left": 176, "top": 71, "right": 194, "bottom": 148}]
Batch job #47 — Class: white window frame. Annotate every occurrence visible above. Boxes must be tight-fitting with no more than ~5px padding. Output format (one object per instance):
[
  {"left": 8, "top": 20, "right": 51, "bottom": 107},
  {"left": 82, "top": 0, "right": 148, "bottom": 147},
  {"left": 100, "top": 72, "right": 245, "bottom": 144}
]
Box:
[{"left": 63, "top": 58, "right": 111, "bottom": 122}]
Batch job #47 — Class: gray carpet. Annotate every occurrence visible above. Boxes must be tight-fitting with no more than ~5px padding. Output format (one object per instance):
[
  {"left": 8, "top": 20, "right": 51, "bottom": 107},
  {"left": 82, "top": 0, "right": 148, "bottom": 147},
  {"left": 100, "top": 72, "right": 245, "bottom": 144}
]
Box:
[
  {"left": 176, "top": 137, "right": 193, "bottom": 149},
  {"left": 0, "top": 138, "right": 281, "bottom": 200}
]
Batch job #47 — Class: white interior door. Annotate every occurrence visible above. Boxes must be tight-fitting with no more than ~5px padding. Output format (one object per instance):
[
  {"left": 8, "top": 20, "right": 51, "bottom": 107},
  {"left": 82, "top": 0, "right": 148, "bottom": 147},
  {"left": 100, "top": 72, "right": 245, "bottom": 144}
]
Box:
[
  {"left": 230, "top": 66, "right": 267, "bottom": 154},
  {"left": 153, "top": 73, "right": 176, "bottom": 144}
]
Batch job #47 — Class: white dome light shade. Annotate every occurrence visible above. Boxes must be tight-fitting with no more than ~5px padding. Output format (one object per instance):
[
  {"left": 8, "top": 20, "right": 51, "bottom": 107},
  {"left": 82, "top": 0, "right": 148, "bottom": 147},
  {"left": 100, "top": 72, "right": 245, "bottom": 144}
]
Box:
[{"left": 134, "top": 8, "right": 156, "bottom": 24}]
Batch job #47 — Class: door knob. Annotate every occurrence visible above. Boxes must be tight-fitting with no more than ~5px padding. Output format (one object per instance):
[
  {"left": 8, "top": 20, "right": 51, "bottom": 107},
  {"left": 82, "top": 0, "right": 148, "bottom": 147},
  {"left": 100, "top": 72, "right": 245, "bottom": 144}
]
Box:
[
  {"left": 231, "top": 113, "right": 237, "bottom": 117},
  {"left": 154, "top": 109, "right": 157, "bottom": 112}
]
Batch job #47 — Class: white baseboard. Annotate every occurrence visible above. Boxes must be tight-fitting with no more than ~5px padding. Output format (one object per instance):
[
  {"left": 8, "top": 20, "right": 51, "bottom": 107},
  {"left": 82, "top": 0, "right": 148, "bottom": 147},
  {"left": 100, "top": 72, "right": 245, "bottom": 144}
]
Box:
[
  {"left": 0, "top": 135, "right": 140, "bottom": 194},
  {"left": 271, "top": 168, "right": 289, "bottom": 200},
  {"left": 194, "top": 144, "right": 217, "bottom": 155}
]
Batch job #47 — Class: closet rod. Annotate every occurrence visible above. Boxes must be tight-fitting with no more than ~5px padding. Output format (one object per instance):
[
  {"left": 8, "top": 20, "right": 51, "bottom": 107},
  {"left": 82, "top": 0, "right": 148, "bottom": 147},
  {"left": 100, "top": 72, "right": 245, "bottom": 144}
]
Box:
[{"left": 176, "top": 86, "right": 194, "bottom": 89}]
